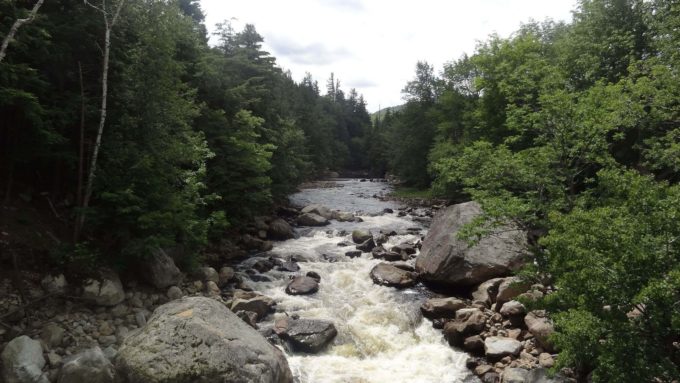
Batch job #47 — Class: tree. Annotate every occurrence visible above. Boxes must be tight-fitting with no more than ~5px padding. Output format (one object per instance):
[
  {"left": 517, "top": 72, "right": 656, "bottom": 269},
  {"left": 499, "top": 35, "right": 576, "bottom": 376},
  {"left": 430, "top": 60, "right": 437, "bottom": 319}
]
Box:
[{"left": 0, "top": 0, "right": 45, "bottom": 62}]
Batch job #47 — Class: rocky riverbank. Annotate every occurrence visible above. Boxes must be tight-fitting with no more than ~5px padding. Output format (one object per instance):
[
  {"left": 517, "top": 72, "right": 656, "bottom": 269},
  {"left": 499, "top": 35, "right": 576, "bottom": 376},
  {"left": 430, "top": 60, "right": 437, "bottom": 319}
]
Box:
[{"left": 0, "top": 179, "right": 571, "bottom": 383}]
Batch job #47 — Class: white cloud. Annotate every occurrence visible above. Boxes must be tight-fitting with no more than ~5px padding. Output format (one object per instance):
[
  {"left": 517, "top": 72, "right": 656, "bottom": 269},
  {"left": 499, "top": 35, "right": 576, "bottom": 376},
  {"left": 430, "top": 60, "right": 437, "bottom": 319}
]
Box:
[{"left": 201, "top": 0, "right": 576, "bottom": 112}]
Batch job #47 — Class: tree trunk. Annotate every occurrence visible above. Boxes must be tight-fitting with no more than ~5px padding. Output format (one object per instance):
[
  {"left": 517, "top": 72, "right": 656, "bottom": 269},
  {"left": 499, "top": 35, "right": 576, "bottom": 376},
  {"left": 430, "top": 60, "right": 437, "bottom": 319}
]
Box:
[
  {"left": 0, "top": 0, "right": 46, "bottom": 63},
  {"left": 75, "top": 0, "right": 125, "bottom": 241},
  {"left": 74, "top": 62, "right": 86, "bottom": 242}
]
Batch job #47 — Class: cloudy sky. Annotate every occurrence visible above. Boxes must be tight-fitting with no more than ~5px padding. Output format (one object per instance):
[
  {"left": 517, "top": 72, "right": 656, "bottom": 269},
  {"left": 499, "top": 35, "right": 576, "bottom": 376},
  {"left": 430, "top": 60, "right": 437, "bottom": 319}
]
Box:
[{"left": 201, "top": 0, "right": 577, "bottom": 112}]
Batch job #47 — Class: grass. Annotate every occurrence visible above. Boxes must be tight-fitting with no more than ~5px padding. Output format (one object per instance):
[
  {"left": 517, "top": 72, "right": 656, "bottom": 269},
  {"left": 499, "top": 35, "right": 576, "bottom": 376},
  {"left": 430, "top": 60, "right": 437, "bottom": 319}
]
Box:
[{"left": 389, "top": 186, "right": 433, "bottom": 199}]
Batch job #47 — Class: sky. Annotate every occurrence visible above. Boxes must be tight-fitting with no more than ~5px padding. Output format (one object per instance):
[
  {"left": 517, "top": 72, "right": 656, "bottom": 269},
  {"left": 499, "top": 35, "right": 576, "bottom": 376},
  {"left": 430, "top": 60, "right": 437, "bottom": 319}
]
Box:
[{"left": 200, "top": 0, "right": 578, "bottom": 112}]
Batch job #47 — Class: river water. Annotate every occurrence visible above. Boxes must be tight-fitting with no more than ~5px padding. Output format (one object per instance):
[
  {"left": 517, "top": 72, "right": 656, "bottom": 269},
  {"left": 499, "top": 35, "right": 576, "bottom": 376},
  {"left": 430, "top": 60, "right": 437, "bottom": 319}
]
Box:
[{"left": 238, "top": 179, "right": 470, "bottom": 383}]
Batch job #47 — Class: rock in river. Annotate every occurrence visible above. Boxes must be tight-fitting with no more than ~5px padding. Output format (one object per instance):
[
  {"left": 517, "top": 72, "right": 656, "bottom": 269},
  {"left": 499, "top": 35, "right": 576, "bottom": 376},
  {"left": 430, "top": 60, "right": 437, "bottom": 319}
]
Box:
[
  {"left": 115, "top": 296, "right": 293, "bottom": 383},
  {"left": 415, "top": 201, "right": 528, "bottom": 287},
  {"left": 274, "top": 317, "right": 337, "bottom": 353},
  {"left": 370, "top": 263, "right": 417, "bottom": 288},
  {"left": 285, "top": 276, "right": 319, "bottom": 295},
  {"left": 296, "top": 213, "right": 330, "bottom": 227}
]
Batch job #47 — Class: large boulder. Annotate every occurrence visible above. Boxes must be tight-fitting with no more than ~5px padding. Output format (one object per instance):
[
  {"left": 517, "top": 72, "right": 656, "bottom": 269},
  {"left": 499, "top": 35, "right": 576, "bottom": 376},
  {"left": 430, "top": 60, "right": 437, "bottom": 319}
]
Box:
[
  {"left": 301, "top": 204, "right": 333, "bottom": 220},
  {"left": 443, "top": 309, "right": 487, "bottom": 346},
  {"left": 58, "top": 347, "right": 114, "bottom": 383},
  {"left": 495, "top": 277, "right": 531, "bottom": 308},
  {"left": 285, "top": 276, "right": 319, "bottom": 295},
  {"left": 370, "top": 263, "right": 417, "bottom": 288},
  {"left": 274, "top": 317, "right": 337, "bottom": 353},
  {"left": 267, "top": 218, "right": 294, "bottom": 240},
  {"left": 143, "top": 248, "right": 183, "bottom": 289},
  {"left": 115, "top": 297, "right": 292, "bottom": 383},
  {"left": 471, "top": 277, "right": 504, "bottom": 306},
  {"left": 484, "top": 337, "right": 522, "bottom": 360},
  {"left": 502, "top": 368, "right": 530, "bottom": 383},
  {"left": 296, "top": 213, "right": 330, "bottom": 227},
  {"left": 420, "top": 297, "right": 466, "bottom": 319},
  {"left": 230, "top": 295, "right": 276, "bottom": 320},
  {"left": 82, "top": 270, "right": 125, "bottom": 307},
  {"left": 1, "top": 335, "right": 49, "bottom": 383},
  {"left": 415, "top": 202, "right": 527, "bottom": 287},
  {"left": 356, "top": 238, "right": 376, "bottom": 252},
  {"left": 524, "top": 311, "right": 555, "bottom": 352},
  {"left": 351, "top": 230, "right": 372, "bottom": 244}
]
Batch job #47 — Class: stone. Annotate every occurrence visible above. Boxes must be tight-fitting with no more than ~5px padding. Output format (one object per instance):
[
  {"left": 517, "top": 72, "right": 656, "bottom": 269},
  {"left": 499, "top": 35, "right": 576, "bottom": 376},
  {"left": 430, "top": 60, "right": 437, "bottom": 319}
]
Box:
[
  {"left": 143, "top": 248, "right": 183, "bottom": 289},
  {"left": 484, "top": 337, "right": 522, "bottom": 360},
  {"left": 306, "top": 271, "right": 321, "bottom": 282},
  {"left": 267, "top": 218, "right": 294, "bottom": 240},
  {"left": 205, "top": 281, "right": 220, "bottom": 296},
  {"left": 524, "top": 311, "right": 555, "bottom": 352},
  {"left": 253, "top": 259, "right": 275, "bottom": 273},
  {"left": 392, "top": 243, "right": 416, "bottom": 256},
  {"left": 82, "top": 270, "right": 125, "bottom": 307},
  {"left": 218, "top": 267, "right": 235, "bottom": 286},
  {"left": 285, "top": 276, "right": 319, "bottom": 295},
  {"left": 331, "top": 211, "right": 355, "bottom": 222},
  {"left": 525, "top": 368, "right": 573, "bottom": 383},
  {"left": 274, "top": 317, "right": 337, "bottom": 353},
  {"left": 500, "top": 300, "right": 527, "bottom": 317},
  {"left": 301, "top": 204, "right": 333, "bottom": 220},
  {"left": 166, "top": 286, "right": 182, "bottom": 301},
  {"left": 463, "top": 335, "right": 485, "bottom": 355},
  {"left": 46, "top": 352, "right": 62, "bottom": 367},
  {"left": 415, "top": 202, "right": 528, "bottom": 287},
  {"left": 502, "top": 368, "right": 530, "bottom": 383},
  {"left": 231, "top": 295, "right": 276, "bottom": 320},
  {"left": 443, "top": 309, "right": 487, "bottom": 346},
  {"left": 98, "top": 336, "right": 117, "bottom": 347},
  {"left": 135, "top": 312, "right": 147, "bottom": 328},
  {"left": 345, "top": 250, "right": 362, "bottom": 258},
  {"left": 474, "top": 364, "right": 493, "bottom": 376},
  {"left": 199, "top": 267, "right": 219, "bottom": 283},
  {"left": 351, "top": 229, "right": 373, "bottom": 244},
  {"left": 420, "top": 297, "right": 466, "bottom": 319},
  {"left": 296, "top": 213, "right": 330, "bottom": 227},
  {"left": 356, "top": 238, "right": 376, "bottom": 252},
  {"left": 472, "top": 278, "right": 504, "bottom": 306},
  {"left": 538, "top": 353, "right": 554, "bottom": 368},
  {"left": 41, "top": 323, "right": 65, "bottom": 348},
  {"left": 40, "top": 274, "right": 68, "bottom": 295},
  {"left": 236, "top": 311, "right": 259, "bottom": 328},
  {"left": 1, "top": 335, "right": 49, "bottom": 383},
  {"left": 496, "top": 277, "right": 531, "bottom": 308},
  {"left": 369, "top": 263, "right": 417, "bottom": 288},
  {"left": 115, "top": 297, "right": 292, "bottom": 383},
  {"left": 58, "top": 347, "right": 114, "bottom": 383}
]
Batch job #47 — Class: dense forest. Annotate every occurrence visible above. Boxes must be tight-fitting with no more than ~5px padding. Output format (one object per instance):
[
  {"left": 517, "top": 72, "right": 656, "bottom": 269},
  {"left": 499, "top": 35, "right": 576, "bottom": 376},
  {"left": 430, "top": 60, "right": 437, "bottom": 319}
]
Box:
[
  {"left": 373, "top": 0, "right": 680, "bottom": 381},
  {"left": 0, "top": 0, "right": 371, "bottom": 267}
]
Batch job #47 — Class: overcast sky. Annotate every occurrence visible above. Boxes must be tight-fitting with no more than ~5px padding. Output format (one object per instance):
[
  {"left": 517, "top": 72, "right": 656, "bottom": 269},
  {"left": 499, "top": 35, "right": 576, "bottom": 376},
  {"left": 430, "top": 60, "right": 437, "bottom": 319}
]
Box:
[{"left": 200, "top": 0, "right": 577, "bottom": 112}]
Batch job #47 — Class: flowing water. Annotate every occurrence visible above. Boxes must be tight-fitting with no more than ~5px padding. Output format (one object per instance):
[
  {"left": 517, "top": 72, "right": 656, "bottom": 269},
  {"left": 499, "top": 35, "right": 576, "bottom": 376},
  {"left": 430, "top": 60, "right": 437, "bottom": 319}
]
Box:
[{"left": 237, "top": 179, "right": 470, "bottom": 383}]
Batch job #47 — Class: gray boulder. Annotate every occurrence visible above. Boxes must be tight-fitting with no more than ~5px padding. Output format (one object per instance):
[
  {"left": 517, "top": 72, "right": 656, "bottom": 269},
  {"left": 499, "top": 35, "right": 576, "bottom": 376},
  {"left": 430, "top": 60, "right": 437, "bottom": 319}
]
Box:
[
  {"left": 443, "top": 309, "right": 486, "bottom": 346},
  {"left": 495, "top": 277, "right": 531, "bottom": 308},
  {"left": 356, "top": 238, "right": 376, "bottom": 252},
  {"left": 40, "top": 274, "right": 67, "bottom": 295},
  {"left": 230, "top": 295, "right": 276, "bottom": 320},
  {"left": 420, "top": 297, "right": 466, "bottom": 319},
  {"left": 352, "top": 229, "right": 372, "bottom": 244},
  {"left": 58, "top": 347, "right": 114, "bottom": 383},
  {"left": 370, "top": 263, "right": 417, "bottom": 288},
  {"left": 331, "top": 211, "right": 355, "bottom": 222},
  {"left": 471, "top": 277, "right": 504, "bottom": 306},
  {"left": 285, "top": 276, "right": 319, "bottom": 295},
  {"left": 296, "top": 213, "right": 330, "bottom": 227},
  {"left": 484, "top": 337, "right": 522, "bottom": 360},
  {"left": 115, "top": 296, "right": 292, "bottom": 383},
  {"left": 144, "top": 248, "right": 182, "bottom": 289},
  {"left": 1, "top": 335, "right": 49, "bottom": 383},
  {"left": 524, "top": 311, "right": 555, "bottom": 352},
  {"left": 274, "top": 317, "right": 337, "bottom": 353},
  {"left": 267, "top": 218, "right": 294, "bottom": 240},
  {"left": 301, "top": 204, "right": 333, "bottom": 220},
  {"left": 82, "top": 270, "right": 125, "bottom": 307},
  {"left": 415, "top": 202, "right": 527, "bottom": 287},
  {"left": 502, "top": 368, "right": 530, "bottom": 383}
]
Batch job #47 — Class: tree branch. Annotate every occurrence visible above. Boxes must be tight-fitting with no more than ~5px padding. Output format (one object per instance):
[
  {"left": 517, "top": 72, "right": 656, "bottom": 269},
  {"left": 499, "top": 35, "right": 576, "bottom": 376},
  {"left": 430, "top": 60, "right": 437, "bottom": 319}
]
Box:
[{"left": 0, "top": 0, "right": 46, "bottom": 63}]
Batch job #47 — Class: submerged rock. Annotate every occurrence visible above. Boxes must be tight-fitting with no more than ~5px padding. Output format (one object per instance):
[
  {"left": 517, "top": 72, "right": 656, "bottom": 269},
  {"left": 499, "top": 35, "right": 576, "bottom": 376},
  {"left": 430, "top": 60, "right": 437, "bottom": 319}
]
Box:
[{"left": 115, "top": 296, "right": 293, "bottom": 383}]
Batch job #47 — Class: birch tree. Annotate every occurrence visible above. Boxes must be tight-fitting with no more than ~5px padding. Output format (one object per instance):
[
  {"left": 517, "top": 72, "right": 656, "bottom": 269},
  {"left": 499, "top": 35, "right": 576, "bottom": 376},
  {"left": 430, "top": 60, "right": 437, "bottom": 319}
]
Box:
[{"left": 0, "top": 0, "right": 46, "bottom": 62}]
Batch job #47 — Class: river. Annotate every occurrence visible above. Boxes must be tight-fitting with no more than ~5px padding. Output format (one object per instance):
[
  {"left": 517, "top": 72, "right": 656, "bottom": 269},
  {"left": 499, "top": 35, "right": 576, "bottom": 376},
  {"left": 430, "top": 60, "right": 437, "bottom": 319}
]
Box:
[{"left": 238, "top": 179, "right": 471, "bottom": 383}]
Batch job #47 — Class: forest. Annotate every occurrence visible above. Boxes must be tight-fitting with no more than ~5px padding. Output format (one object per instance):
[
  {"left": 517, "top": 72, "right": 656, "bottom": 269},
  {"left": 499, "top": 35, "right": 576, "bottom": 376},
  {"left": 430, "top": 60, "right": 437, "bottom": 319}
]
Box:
[{"left": 1, "top": 0, "right": 679, "bottom": 381}]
